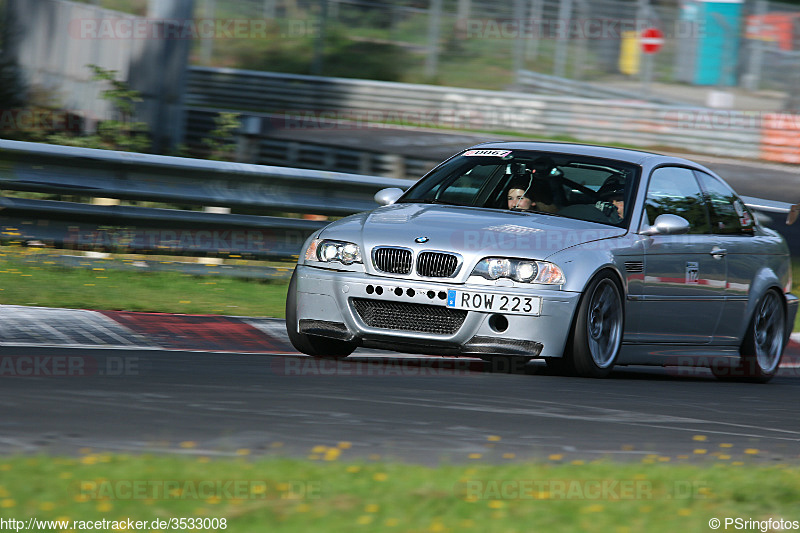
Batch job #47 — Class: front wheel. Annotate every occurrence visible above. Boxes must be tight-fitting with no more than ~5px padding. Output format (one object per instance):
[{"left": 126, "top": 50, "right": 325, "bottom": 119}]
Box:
[
  {"left": 285, "top": 270, "right": 357, "bottom": 359},
  {"left": 562, "top": 273, "right": 624, "bottom": 378},
  {"left": 713, "top": 289, "right": 785, "bottom": 383}
]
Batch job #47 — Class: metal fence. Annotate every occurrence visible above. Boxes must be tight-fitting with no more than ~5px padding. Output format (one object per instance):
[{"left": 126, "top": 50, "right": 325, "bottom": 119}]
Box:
[
  {"left": 192, "top": 0, "right": 800, "bottom": 96},
  {"left": 59, "top": 0, "right": 800, "bottom": 99},
  {"left": 194, "top": 0, "right": 684, "bottom": 87}
]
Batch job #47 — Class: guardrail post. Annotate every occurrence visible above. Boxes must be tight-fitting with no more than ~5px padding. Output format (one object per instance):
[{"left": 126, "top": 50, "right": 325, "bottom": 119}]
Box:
[
  {"left": 236, "top": 116, "right": 262, "bottom": 163},
  {"left": 287, "top": 142, "right": 300, "bottom": 166},
  {"left": 324, "top": 148, "right": 336, "bottom": 170},
  {"left": 358, "top": 153, "right": 373, "bottom": 175},
  {"left": 91, "top": 198, "right": 119, "bottom": 206},
  {"left": 85, "top": 198, "right": 120, "bottom": 259},
  {"left": 387, "top": 154, "right": 406, "bottom": 180},
  {"left": 198, "top": 206, "right": 231, "bottom": 265}
]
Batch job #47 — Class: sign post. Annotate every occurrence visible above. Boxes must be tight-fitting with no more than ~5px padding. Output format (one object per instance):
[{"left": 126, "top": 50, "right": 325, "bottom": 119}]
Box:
[{"left": 640, "top": 27, "right": 664, "bottom": 97}]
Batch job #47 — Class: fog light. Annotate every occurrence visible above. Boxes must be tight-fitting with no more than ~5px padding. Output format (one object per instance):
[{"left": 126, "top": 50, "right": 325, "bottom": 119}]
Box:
[{"left": 487, "top": 259, "right": 511, "bottom": 279}]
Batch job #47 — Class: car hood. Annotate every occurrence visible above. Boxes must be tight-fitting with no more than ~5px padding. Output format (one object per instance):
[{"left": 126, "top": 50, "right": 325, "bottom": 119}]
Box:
[{"left": 319, "top": 203, "right": 625, "bottom": 259}]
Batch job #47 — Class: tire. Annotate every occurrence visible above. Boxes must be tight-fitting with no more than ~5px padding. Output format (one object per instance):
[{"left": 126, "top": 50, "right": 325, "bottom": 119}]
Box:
[
  {"left": 562, "top": 272, "right": 624, "bottom": 378},
  {"left": 285, "top": 270, "right": 357, "bottom": 359},
  {"left": 713, "top": 289, "right": 785, "bottom": 383}
]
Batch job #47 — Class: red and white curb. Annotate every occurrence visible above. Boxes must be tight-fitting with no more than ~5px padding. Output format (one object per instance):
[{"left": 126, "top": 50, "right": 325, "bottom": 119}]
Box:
[
  {"left": 1, "top": 304, "right": 799, "bottom": 364},
  {"left": 0, "top": 305, "right": 293, "bottom": 354}
]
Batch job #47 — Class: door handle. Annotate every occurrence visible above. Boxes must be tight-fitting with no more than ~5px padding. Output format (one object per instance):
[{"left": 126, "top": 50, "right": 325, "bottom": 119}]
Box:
[{"left": 709, "top": 247, "right": 727, "bottom": 259}]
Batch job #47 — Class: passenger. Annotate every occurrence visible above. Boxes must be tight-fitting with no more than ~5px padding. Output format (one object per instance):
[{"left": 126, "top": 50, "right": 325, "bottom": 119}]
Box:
[
  {"left": 596, "top": 180, "right": 625, "bottom": 221},
  {"left": 557, "top": 178, "right": 626, "bottom": 224}
]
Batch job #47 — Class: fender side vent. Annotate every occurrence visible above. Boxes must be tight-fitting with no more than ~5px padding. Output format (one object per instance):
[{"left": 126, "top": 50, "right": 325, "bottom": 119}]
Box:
[{"left": 624, "top": 261, "right": 644, "bottom": 274}]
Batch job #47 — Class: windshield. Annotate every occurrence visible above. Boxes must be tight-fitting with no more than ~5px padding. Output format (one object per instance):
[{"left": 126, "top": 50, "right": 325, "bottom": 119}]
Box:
[{"left": 398, "top": 149, "right": 640, "bottom": 228}]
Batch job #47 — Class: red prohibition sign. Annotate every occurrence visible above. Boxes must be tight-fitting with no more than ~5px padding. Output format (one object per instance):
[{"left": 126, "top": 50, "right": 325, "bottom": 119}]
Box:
[{"left": 640, "top": 27, "right": 664, "bottom": 54}]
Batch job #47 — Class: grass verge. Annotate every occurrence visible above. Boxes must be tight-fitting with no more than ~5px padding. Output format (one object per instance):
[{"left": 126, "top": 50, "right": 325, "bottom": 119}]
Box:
[
  {"left": 0, "top": 250, "right": 289, "bottom": 318},
  {"left": 0, "top": 249, "right": 798, "bottom": 532},
  {"left": 1, "top": 453, "right": 798, "bottom": 532}
]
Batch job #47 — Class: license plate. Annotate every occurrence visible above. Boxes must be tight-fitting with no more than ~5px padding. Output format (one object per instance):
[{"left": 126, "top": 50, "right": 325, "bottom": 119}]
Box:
[{"left": 446, "top": 290, "right": 541, "bottom": 316}]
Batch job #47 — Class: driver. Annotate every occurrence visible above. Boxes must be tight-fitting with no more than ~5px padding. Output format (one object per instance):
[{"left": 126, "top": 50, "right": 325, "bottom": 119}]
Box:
[
  {"left": 507, "top": 175, "right": 558, "bottom": 213},
  {"left": 507, "top": 181, "right": 533, "bottom": 211}
]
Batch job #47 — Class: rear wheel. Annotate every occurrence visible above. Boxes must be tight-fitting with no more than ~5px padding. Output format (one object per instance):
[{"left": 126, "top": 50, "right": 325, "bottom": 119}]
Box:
[
  {"left": 713, "top": 289, "right": 785, "bottom": 383},
  {"left": 562, "top": 272, "right": 624, "bottom": 378},
  {"left": 285, "top": 270, "right": 357, "bottom": 359}
]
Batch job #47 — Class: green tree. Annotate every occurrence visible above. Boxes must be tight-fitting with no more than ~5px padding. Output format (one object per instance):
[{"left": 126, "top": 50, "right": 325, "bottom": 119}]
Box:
[
  {"left": 47, "top": 64, "right": 150, "bottom": 152},
  {"left": 202, "top": 112, "right": 240, "bottom": 161}
]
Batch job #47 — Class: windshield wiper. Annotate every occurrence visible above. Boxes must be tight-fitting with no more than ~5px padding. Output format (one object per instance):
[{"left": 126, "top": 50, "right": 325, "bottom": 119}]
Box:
[
  {"left": 505, "top": 208, "right": 568, "bottom": 218},
  {"left": 396, "top": 198, "right": 465, "bottom": 206}
]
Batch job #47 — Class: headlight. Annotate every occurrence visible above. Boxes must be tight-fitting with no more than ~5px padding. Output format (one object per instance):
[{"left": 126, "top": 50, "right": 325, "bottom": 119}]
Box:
[
  {"left": 472, "top": 257, "right": 565, "bottom": 285},
  {"left": 305, "top": 239, "right": 362, "bottom": 265}
]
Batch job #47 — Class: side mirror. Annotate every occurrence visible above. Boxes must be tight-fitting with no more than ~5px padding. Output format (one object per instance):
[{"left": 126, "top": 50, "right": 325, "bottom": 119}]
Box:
[
  {"left": 640, "top": 214, "right": 690, "bottom": 236},
  {"left": 374, "top": 187, "right": 404, "bottom": 206}
]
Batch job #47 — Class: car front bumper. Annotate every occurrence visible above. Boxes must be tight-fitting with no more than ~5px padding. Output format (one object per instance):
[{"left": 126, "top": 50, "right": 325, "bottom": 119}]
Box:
[{"left": 294, "top": 265, "right": 582, "bottom": 358}]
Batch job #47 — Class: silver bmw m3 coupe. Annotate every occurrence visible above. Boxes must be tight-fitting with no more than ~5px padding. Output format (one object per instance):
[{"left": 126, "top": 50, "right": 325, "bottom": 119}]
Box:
[{"left": 286, "top": 142, "right": 797, "bottom": 381}]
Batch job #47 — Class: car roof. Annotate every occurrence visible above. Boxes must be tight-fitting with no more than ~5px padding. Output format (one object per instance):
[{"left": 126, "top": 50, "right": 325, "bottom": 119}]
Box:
[{"left": 466, "top": 140, "right": 700, "bottom": 167}]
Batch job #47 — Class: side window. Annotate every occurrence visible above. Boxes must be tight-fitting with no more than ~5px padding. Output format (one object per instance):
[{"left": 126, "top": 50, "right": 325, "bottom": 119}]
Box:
[
  {"left": 644, "top": 167, "right": 710, "bottom": 234},
  {"left": 694, "top": 171, "right": 755, "bottom": 235}
]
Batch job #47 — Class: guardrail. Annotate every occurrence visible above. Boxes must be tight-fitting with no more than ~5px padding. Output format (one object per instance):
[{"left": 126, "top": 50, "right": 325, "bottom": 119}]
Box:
[
  {"left": 1, "top": 140, "right": 795, "bottom": 272},
  {"left": 0, "top": 196, "right": 323, "bottom": 260},
  {"left": 0, "top": 139, "right": 410, "bottom": 261},
  {"left": 0, "top": 139, "right": 409, "bottom": 217},
  {"left": 185, "top": 108, "right": 437, "bottom": 180},
  {"left": 185, "top": 66, "right": 766, "bottom": 160},
  {"left": 515, "top": 70, "right": 688, "bottom": 106}
]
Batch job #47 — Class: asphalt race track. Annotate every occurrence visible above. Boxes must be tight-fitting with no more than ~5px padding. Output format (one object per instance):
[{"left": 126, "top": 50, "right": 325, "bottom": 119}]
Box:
[{"left": 1, "top": 307, "right": 799, "bottom": 465}]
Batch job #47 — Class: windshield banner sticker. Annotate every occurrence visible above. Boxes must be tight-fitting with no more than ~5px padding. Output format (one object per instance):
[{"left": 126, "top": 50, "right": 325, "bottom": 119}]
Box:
[{"left": 462, "top": 149, "right": 512, "bottom": 157}]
